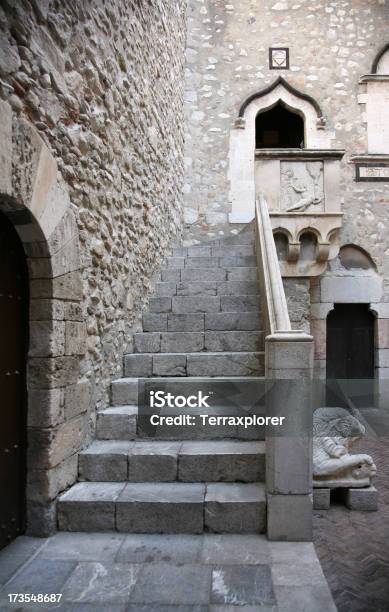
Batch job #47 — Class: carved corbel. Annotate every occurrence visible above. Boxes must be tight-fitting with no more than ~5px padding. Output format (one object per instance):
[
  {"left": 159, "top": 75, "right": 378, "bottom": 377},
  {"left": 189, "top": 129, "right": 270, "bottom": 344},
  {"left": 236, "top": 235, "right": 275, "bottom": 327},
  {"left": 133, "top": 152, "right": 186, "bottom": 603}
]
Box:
[
  {"left": 287, "top": 241, "right": 301, "bottom": 262},
  {"left": 316, "top": 241, "right": 331, "bottom": 263},
  {"left": 234, "top": 117, "right": 246, "bottom": 129}
]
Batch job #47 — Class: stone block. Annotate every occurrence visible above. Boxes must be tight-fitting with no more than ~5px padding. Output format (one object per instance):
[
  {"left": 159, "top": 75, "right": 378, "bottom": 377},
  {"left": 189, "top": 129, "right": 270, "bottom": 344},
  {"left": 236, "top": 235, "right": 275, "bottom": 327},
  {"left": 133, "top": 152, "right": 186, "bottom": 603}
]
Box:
[
  {"left": 161, "top": 269, "right": 181, "bottom": 282},
  {"left": 149, "top": 297, "right": 172, "bottom": 313},
  {"left": 111, "top": 378, "right": 138, "bottom": 405},
  {"left": 181, "top": 268, "right": 226, "bottom": 282},
  {"left": 130, "top": 563, "right": 211, "bottom": 605},
  {"left": 227, "top": 267, "right": 258, "bottom": 281},
  {"left": 79, "top": 441, "right": 132, "bottom": 481},
  {"left": 30, "top": 298, "right": 65, "bottom": 321},
  {"left": 172, "top": 296, "right": 221, "bottom": 313},
  {"left": 204, "top": 331, "right": 262, "bottom": 352},
  {"left": 205, "top": 312, "right": 261, "bottom": 331},
  {"left": 29, "top": 356, "right": 80, "bottom": 388},
  {"left": 166, "top": 256, "right": 185, "bottom": 268},
  {"left": 134, "top": 332, "right": 161, "bottom": 353},
  {"left": 321, "top": 276, "right": 382, "bottom": 303},
  {"left": 205, "top": 483, "right": 266, "bottom": 534},
  {"left": 217, "top": 281, "right": 259, "bottom": 296},
  {"left": 266, "top": 436, "right": 312, "bottom": 495},
  {"left": 376, "top": 318, "right": 389, "bottom": 348},
  {"left": 178, "top": 441, "right": 265, "bottom": 482},
  {"left": 26, "top": 454, "right": 78, "bottom": 504},
  {"left": 28, "top": 388, "right": 63, "bottom": 428},
  {"left": 128, "top": 441, "right": 181, "bottom": 481},
  {"left": 375, "top": 348, "right": 389, "bottom": 368},
  {"left": 161, "top": 332, "right": 204, "bottom": 353},
  {"left": 28, "top": 415, "right": 86, "bottom": 469},
  {"left": 187, "top": 245, "right": 212, "bottom": 256},
  {"left": 172, "top": 246, "right": 188, "bottom": 257},
  {"left": 212, "top": 244, "right": 254, "bottom": 257},
  {"left": 64, "top": 380, "right": 91, "bottom": 420},
  {"left": 152, "top": 354, "right": 187, "bottom": 376},
  {"left": 58, "top": 482, "right": 125, "bottom": 531},
  {"left": 29, "top": 320, "right": 65, "bottom": 357},
  {"left": 142, "top": 313, "right": 167, "bottom": 332},
  {"left": 155, "top": 282, "right": 177, "bottom": 297},
  {"left": 177, "top": 281, "right": 217, "bottom": 296},
  {"left": 342, "top": 486, "right": 378, "bottom": 511},
  {"left": 124, "top": 354, "right": 153, "bottom": 377},
  {"left": 96, "top": 406, "right": 138, "bottom": 440},
  {"left": 220, "top": 295, "right": 259, "bottom": 312},
  {"left": 313, "top": 488, "right": 331, "bottom": 510},
  {"left": 61, "top": 561, "right": 137, "bottom": 604},
  {"left": 63, "top": 301, "right": 83, "bottom": 321},
  {"left": 185, "top": 256, "right": 218, "bottom": 268},
  {"left": 187, "top": 352, "right": 264, "bottom": 376},
  {"left": 65, "top": 321, "right": 87, "bottom": 356},
  {"left": 168, "top": 313, "right": 205, "bottom": 331},
  {"left": 220, "top": 255, "right": 257, "bottom": 267},
  {"left": 267, "top": 494, "right": 313, "bottom": 541},
  {"left": 116, "top": 483, "right": 205, "bottom": 533},
  {"left": 200, "top": 534, "right": 270, "bottom": 565},
  {"left": 27, "top": 501, "right": 57, "bottom": 537},
  {"left": 311, "top": 319, "right": 327, "bottom": 360}
]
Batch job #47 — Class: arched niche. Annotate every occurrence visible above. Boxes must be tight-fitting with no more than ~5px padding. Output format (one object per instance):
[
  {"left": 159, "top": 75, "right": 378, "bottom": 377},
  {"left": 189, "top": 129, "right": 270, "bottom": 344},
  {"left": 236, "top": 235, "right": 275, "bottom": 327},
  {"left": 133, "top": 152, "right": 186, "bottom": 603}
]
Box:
[
  {"left": 371, "top": 43, "right": 389, "bottom": 74},
  {"left": 0, "top": 101, "right": 88, "bottom": 537},
  {"left": 359, "top": 44, "right": 389, "bottom": 154},
  {"left": 229, "top": 78, "right": 331, "bottom": 223}
]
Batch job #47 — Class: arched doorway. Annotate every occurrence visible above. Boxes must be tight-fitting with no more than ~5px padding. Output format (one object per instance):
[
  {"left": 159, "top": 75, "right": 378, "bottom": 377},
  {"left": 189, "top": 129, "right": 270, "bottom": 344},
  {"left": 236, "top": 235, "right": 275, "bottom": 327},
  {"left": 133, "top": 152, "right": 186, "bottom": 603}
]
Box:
[
  {"left": 327, "top": 304, "right": 375, "bottom": 379},
  {"left": 0, "top": 211, "right": 28, "bottom": 550},
  {"left": 255, "top": 103, "right": 305, "bottom": 148}
]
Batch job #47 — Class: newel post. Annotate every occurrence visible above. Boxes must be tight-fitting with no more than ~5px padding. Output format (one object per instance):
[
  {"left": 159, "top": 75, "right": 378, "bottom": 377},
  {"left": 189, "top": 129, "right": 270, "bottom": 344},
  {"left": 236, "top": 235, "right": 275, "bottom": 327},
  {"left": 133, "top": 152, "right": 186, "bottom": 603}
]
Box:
[{"left": 265, "top": 331, "right": 314, "bottom": 541}]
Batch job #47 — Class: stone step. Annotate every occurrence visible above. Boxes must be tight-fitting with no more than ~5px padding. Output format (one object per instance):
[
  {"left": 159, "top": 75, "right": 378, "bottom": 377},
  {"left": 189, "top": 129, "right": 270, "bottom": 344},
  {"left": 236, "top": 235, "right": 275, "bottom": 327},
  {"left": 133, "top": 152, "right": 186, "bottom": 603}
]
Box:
[
  {"left": 123, "top": 351, "right": 264, "bottom": 377},
  {"left": 97, "top": 403, "right": 266, "bottom": 442},
  {"left": 78, "top": 440, "right": 266, "bottom": 483},
  {"left": 149, "top": 295, "right": 260, "bottom": 314},
  {"left": 57, "top": 481, "right": 266, "bottom": 534},
  {"left": 110, "top": 375, "right": 263, "bottom": 406},
  {"left": 142, "top": 311, "right": 261, "bottom": 332},
  {"left": 133, "top": 331, "right": 263, "bottom": 354},
  {"left": 155, "top": 280, "right": 260, "bottom": 297},
  {"left": 171, "top": 244, "right": 255, "bottom": 257},
  {"left": 165, "top": 255, "right": 257, "bottom": 270}
]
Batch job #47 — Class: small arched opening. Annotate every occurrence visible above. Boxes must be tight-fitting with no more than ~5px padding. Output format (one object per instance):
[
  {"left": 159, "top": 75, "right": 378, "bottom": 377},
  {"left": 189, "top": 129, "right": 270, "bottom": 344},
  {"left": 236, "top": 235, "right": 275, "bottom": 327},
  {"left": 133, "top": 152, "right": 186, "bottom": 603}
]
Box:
[
  {"left": 255, "top": 102, "right": 305, "bottom": 149},
  {"left": 299, "top": 231, "right": 318, "bottom": 261},
  {"left": 273, "top": 231, "right": 289, "bottom": 261}
]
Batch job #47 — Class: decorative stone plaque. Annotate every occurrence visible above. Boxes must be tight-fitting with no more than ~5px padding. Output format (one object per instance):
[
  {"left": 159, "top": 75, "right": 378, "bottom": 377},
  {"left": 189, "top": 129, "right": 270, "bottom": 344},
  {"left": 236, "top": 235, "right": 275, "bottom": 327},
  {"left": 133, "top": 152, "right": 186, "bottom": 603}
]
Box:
[
  {"left": 356, "top": 163, "right": 389, "bottom": 182},
  {"left": 269, "top": 47, "right": 289, "bottom": 70},
  {"left": 280, "top": 161, "right": 325, "bottom": 212}
]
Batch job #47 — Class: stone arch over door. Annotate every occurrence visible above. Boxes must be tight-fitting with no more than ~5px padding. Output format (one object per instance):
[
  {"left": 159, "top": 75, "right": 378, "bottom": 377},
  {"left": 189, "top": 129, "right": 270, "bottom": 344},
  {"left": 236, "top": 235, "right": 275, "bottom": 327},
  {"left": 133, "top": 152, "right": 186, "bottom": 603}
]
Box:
[
  {"left": 0, "top": 101, "right": 89, "bottom": 536},
  {"left": 228, "top": 78, "right": 332, "bottom": 223}
]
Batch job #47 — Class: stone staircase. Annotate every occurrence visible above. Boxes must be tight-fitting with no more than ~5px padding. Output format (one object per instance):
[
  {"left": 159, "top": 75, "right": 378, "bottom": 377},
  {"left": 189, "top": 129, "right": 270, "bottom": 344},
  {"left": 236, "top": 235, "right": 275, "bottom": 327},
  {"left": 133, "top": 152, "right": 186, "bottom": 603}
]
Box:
[{"left": 58, "top": 227, "right": 268, "bottom": 534}]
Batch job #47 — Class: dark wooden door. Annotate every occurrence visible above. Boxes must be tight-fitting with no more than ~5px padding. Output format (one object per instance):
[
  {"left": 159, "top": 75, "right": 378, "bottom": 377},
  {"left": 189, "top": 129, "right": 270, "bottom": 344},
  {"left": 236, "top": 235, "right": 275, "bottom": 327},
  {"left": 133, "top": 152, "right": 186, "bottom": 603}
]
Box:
[
  {"left": 0, "top": 212, "right": 28, "bottom": 551},
  {"left": 327, "top": 304, "right": 375, "bottom": 379}
]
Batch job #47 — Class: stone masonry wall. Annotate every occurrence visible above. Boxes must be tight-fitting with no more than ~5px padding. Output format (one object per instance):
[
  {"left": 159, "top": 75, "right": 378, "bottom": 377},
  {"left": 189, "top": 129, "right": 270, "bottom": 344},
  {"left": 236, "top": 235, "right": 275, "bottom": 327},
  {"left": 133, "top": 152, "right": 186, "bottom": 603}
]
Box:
[
  {"left": 184, "top": 0, "right": 389, "bottom": 304},
  {"left": 0, "top": 0, "right": 187, "bottom": 410}
]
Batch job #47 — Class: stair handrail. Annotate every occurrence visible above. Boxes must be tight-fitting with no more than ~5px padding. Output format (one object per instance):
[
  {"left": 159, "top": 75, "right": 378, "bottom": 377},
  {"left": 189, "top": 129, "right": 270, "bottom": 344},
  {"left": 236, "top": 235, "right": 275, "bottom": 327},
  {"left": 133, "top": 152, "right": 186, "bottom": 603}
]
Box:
[{"left": 255, "top": 194, "right": 291, "bottom": 335}]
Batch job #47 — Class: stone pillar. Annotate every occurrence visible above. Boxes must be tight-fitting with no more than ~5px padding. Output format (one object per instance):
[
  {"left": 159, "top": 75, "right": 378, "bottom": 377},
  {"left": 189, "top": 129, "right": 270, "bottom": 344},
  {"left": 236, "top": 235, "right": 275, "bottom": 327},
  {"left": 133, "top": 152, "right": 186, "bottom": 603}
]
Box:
[{"left": 265, "top": 332, "right": 314, "bottom": 541}]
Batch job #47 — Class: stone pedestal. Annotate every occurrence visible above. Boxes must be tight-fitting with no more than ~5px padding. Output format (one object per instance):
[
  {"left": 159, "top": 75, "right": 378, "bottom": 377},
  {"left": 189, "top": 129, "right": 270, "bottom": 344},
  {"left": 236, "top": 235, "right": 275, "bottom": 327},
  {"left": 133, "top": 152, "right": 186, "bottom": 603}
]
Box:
[
  {"left": 313, "top": 488, "right": 330, "bottom": 510},
  {"left": 341, "top": 486, "right": 378, "bottom": 512}
]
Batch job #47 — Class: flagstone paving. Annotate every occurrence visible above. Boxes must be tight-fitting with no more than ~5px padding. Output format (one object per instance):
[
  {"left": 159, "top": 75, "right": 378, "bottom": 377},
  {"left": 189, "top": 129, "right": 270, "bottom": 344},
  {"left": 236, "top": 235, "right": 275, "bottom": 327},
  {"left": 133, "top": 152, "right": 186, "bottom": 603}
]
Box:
[{"left": 0, "top": 533, "right": 335, "bottom": 611}]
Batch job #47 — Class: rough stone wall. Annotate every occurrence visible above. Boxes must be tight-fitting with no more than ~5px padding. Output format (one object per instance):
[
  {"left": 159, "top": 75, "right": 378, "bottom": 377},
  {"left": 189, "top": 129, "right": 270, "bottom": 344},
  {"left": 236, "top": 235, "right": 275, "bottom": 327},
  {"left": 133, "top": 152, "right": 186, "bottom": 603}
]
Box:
[
  {"left": 0, "top": 0, "right": 186, "bottom": 409},
  {"left": 184, "top": 0, "right": 389, "bottom": 301}
]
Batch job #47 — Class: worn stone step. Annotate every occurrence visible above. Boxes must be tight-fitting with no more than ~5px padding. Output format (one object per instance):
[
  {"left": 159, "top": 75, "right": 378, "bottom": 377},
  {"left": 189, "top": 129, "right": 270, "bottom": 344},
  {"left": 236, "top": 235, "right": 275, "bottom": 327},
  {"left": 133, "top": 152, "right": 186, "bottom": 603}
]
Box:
[
  {"left": 124, "top": 351, "right": 264, "bottom": 377},
  {"left": 154, "top": 280, "right": 260, "bottom": 298},
  {"left": 181, "top": 268, "right": 227, "bottom": 282},
  {"left": 132, "top": 331, "right": 263, "bottom": 354},
  {"left": 171, "top": 243, "right": 255, "bottom": 257},
  {"left": 97, "top": 406, "right": 138, "bottom": 440},
  {"left": 78, "top": 440, "right": 266, "bottom": 483},
  {"left": 142, "top": 311, "right": 262, "bottom": 332},
  {"left": 110, "top": 374, "right": 263, "bottom": 408},
  {"left": 166, "top": 295, "right": 260, "bottom": 314},
  {"left": 57, "top": 481, "right": 266, "bottom": 534},
  {"left": 226, "top": 267, "right": 258, "bottom": 281}
]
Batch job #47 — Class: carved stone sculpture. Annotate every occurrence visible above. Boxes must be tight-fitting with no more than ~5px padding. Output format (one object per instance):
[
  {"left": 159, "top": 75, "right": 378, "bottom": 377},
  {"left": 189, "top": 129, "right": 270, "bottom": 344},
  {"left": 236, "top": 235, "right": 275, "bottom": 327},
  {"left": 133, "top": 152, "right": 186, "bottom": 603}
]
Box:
[
  {"left": 313, "top": 407, "right": 376, "bottom": 488},
  {"left": 280, "top": 161, "right": 324, "bottom": 212}
]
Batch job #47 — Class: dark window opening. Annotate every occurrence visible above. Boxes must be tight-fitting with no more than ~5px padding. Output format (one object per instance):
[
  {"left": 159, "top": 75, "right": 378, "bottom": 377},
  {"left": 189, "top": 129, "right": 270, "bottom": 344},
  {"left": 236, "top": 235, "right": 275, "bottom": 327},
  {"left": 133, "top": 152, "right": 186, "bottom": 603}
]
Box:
[{"left": 256, "top": 103, "right": 305, "bottom": 149}]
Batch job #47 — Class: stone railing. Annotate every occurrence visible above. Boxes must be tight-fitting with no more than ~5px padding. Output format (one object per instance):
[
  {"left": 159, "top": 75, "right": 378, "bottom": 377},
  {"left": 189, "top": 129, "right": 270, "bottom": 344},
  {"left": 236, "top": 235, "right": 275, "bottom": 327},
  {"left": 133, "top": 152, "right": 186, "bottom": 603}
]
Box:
[{"left": 255, "top": 194, "right": 314, "bottom": 541}]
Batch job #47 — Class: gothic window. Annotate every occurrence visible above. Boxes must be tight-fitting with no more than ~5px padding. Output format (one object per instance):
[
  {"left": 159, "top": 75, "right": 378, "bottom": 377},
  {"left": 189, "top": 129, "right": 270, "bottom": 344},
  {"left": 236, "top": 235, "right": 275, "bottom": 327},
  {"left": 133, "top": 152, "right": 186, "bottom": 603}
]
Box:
[{"left": 255, "top": 102, "right": 305, "bottom": 149}]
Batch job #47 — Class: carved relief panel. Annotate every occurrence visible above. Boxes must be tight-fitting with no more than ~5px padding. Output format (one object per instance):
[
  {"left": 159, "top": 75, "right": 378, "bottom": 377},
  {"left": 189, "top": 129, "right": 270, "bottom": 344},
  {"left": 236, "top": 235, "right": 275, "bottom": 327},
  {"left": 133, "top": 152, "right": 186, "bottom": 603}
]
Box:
[{"left": 280, "top": 161, "right": 325, "bottom": 212}]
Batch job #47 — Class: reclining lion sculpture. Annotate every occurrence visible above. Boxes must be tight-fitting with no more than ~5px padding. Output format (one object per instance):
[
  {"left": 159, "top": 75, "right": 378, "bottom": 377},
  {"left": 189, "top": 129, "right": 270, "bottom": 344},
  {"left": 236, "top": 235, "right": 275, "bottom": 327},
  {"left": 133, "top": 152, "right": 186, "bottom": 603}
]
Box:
[{"left": 313, "top": 407, "right": 376, "bottom": 488}]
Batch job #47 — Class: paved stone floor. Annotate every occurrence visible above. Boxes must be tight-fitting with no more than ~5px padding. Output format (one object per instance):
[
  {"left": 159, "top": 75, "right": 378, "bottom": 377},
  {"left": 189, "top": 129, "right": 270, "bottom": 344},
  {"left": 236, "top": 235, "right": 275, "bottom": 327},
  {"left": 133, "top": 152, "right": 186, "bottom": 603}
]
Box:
[
  {"left": 0, "top": 533, "right": 335, "bottom": 611},
  {"left": 314, "top": 436, "right": 389, "bottom": 612}
]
